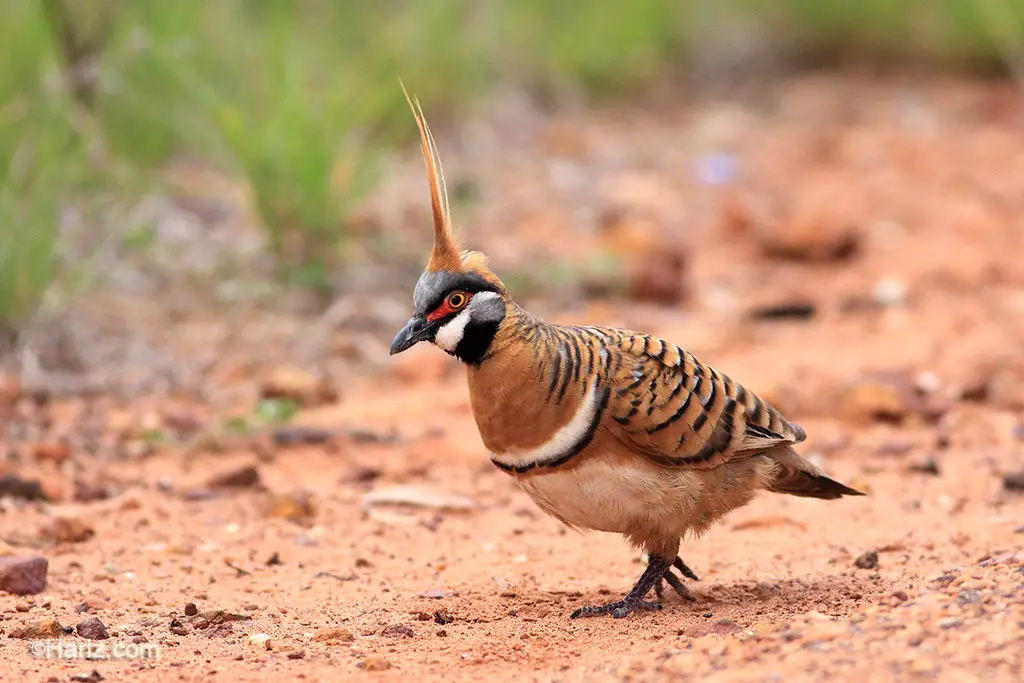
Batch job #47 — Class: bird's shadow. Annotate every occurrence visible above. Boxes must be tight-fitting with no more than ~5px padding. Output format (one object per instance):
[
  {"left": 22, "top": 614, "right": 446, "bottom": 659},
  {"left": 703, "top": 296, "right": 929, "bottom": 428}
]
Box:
[{"left": 544, "top": 572, "right": 891, "bottom": 626}]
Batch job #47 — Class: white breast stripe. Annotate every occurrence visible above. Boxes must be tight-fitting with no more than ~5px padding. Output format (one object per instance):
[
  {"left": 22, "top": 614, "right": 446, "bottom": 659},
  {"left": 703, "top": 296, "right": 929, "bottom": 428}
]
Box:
[{"left": 492, "top": 376, "right": 602, "bottom": 468}]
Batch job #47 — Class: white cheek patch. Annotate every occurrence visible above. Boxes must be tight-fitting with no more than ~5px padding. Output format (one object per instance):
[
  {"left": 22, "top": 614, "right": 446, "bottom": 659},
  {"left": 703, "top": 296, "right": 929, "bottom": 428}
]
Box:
[{"left": 433, "top": 308, "right": 471, "bottom": 352}]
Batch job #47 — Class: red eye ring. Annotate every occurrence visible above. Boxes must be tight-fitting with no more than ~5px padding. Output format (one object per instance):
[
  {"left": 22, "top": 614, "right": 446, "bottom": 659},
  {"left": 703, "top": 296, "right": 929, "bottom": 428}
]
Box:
[{"left": 427, "top": 291, "right": 471, "bottom": 322}]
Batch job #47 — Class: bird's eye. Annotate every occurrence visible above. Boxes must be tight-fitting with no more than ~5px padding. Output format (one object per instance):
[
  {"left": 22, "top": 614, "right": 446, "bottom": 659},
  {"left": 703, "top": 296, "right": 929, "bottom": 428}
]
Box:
[{"left": 446, "top": 291, "right": 468, "bottom": 309}]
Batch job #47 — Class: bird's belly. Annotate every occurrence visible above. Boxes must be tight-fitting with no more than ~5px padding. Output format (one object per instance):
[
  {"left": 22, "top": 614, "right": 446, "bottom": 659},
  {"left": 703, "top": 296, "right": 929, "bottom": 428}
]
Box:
[{"left": 513, "top": 455, "right": 700, "bottom": 534}]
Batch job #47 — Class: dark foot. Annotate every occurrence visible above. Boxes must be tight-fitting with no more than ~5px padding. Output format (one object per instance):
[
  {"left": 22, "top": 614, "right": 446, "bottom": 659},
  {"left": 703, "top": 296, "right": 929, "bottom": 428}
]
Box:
[
  {"left": 673, "top": 556, "right": 700, "bottom": 581},
  {"left": 655, "top": 556, "right": 699, "bottom": 602},
  {"left": 569, "top": 554, "right": 671, "bottom": 619},
  {"left": 570, "top": 598, "right": 662, "bottom": 619}
]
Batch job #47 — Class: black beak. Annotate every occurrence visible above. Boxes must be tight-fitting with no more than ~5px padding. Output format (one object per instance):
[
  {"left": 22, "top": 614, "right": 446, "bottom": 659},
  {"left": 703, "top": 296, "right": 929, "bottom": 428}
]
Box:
[{"left": 389, "top": 315, "right": 432, "bottom": 355}]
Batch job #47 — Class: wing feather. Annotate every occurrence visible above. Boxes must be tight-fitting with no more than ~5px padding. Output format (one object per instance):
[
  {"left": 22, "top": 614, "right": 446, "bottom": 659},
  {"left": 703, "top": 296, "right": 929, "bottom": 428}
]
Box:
[{"left": 596, "top": 328, "right": 805, "bottom": 469}]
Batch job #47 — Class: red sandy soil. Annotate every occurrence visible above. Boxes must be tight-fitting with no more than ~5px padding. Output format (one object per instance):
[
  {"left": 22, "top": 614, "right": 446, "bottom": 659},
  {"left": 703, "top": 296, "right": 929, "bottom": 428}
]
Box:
[{"left": 1, "top": 73, "right": 1023, "bottom": 682}]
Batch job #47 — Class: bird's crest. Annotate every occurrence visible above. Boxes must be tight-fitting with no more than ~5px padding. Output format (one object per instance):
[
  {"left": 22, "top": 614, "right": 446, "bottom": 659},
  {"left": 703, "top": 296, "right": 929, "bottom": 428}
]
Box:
[{"left": 401, "top": 83, "right": 505, "bottom": 290}]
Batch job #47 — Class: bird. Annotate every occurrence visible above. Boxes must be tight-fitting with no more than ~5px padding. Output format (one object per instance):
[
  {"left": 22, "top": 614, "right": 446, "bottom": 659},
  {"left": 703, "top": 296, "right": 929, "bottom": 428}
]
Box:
[{"left": 389, "top": 87, "right": 865, "bottom": 620}]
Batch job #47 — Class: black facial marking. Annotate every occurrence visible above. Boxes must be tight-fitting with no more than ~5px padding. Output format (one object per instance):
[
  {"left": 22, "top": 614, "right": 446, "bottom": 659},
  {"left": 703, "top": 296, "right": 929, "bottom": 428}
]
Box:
[{"left": 452, "top": 321, "right": 498, "bottom": 365}]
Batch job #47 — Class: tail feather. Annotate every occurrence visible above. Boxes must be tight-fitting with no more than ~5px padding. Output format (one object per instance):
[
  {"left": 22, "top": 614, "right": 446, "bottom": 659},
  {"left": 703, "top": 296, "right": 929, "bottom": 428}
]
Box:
[{"left": 765, "top": 446, "right": 865, "bottom": 500}]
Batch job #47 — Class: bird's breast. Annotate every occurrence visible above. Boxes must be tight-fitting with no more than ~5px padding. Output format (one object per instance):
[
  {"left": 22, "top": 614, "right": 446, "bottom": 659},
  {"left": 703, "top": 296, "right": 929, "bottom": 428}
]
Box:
[{"left": 511, "top": 451, "right": 698, "bottom": 534}]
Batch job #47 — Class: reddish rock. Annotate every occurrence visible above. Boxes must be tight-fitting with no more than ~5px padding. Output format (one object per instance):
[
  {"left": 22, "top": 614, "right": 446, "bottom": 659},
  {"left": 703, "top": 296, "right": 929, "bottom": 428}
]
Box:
[
  {"left": 76, "top": 616, "right": 110, "bottom": 640},
  {"left": 0, "top": 556, "right": 48, "bottom": 595}
]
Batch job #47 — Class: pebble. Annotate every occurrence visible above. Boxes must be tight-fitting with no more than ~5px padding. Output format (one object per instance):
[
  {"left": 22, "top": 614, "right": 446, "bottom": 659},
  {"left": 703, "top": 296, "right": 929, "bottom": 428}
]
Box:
[
  {"left": 8, "top": 618, "right": 64, "bottom": 639},
  {"left": 1002, "top": 470, "right": 1024, "bottom": 492},
  {"left": 907, "top": 457, "right": 941, "bottom": 476},
  {"left": 200, "top": 609, "right": 251, "bottom": 624},
  {"left": 260, "top": 364, "right": 338, "bottom": 406},
  {"left": 206, "top": 466, "right": 262, "bottom": 490},
  {"left": 381, "top": 623, "right": 414, "bottom": 638},
  {"left": 184, "top": 602, "right": 199, "bottom": 616},
  {"left": 76, "top": 616, "right": 110, "bottom": 640},
  {"left": 261, "top": 491, "right": 317, "bottom": 522},
  {"left": 0, "top": 556, "right": 49, "bottom": 595},
  {"left": 0, "top": 474, "right": 47, "bottom": 501},
  {"left": 40, "top": 516, "right": 95, "bottom": 544},
  {"left": 855, "top": 550, "right": 879, "bottom": 570},
  {"left": 361, "top": 655, "right": 392, "bottom": 671},
  {"left": 248, "top": 633, "right": 271, "bottom": 650},
  {"left": 313, "top": 627, "right": 354, "bottom": 643}
]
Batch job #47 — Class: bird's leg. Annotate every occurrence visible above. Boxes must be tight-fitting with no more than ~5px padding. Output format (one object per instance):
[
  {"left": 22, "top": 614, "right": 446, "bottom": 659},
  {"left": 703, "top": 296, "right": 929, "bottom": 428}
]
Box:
[
  {"left": 570, "top": 555, "right": 670, "bottom": 619},
  {"left": 655, "top": 556, "right": 700, "bottom": 602}
]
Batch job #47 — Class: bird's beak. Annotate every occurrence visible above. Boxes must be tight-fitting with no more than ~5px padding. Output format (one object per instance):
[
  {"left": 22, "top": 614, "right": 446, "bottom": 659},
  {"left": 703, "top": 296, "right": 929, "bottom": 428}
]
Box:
[{"left": 389, "top": 315, "right": 432, "bottom": 355}]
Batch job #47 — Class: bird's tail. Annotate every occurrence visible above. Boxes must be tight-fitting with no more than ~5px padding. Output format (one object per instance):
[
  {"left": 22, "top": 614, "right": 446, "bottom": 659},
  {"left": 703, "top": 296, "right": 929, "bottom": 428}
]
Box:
[{"left": 765, "top": 446, "right": 865, "bottom": 500}]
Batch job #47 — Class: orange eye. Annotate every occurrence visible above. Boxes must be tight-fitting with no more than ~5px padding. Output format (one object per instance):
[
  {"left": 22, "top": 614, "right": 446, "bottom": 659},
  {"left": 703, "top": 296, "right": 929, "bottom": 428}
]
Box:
[{"left": 446, "top": 291, "right": 468, "bottom": 309}]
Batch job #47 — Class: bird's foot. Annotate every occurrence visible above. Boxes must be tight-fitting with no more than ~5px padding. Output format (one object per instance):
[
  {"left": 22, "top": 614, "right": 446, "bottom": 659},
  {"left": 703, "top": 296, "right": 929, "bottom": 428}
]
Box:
[
  {"left": 654, "top": 555, "right": 699, "bottom": 602},
  {"left": 568, "top": 554, "right": 672, "bottom": 619},
  {"left": 570, "top": 598, "right": 662, "bottom": 619}
]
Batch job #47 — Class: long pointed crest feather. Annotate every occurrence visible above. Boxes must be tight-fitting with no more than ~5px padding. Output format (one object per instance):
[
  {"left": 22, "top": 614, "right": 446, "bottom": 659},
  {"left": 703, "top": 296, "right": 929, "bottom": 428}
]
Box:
[{"left": 400, "top": 81, "right": 462, "bottom": 273}]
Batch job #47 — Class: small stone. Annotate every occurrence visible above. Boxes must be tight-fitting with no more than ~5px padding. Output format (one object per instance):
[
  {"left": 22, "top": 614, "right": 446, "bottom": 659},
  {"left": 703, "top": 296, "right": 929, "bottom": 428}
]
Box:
[
  {"left": 0, "top": 556, "right": 48, "bottom": 595},
  {"left": 712, "top": 618, "right": 742, "bottom": 635},
  {"left": 248, "top": 633, "right": 271, "bottom": 650},
  {"left": 40, "top": 516, "right": 95, "bottom": 544},
  {"left": 184, "top": 602, "right": 199, "bottom": 617},
  {"left": 8, "top": 618, "right": 63, "bottom": 639},
  {"left": 854, "top": 550, "right": 879, "bottom": 570},
  {"left": 433, "top": 609, "right": 455, "bottom": 625},
  {"left": 872, "top": 277, "right": 907, "bottom": 308},
  {"left": 381, "top": 623, "right": 414, "bottom": 638},
  {"left": 15, "top": 602, "right": 30, "bottom": 613},
  {"left": 76, "top": 616, "right": 110, "bottom": 640},
  {"left": 287, "top": 650, "right": 305, "bottom": 660},
  {"left": 261, "top": 364, "right": 337, "bottom": 406},
  {"left": 1003, "top": 470, "right": 1024, "bottom": 492},
  {"left": 168, "top": 618, "right": 189, "bottom": 636},
  {"left": 753, "top": 172, "right": 862, "bottom": 263},
  {"left": 956, "top": 588, "right": 982, "bottom": 605},
  {"left": 207, "top": 466, "right": 261, "bottom": 490},
  {"left": 418, "top": 588, "right": 450, "bottom": 599},
  {"left": 34, "top": 441, "right": 72, "bottom": 464},
  {"left": 839, "top": 380, "right": 907, "bottom": 425},
  {"left": 313, "top": 627, "right": 354, "bottom": 644},
  {"left": 361, "top": 655, "right": 392, "bottom": 671},
  {"left": 0, "top": 474, "right": 47, "bottom": 501},
  {"left": 200, "top": 610, "right": 251, "bottom": 624},
  {"left": 891, "top": 590, "right": 909, "bottom": 603},
  {"left": 260, "top": 491, "right": 316, "bottom": 522},
  {"left": 193, "top": 619, "right": 210, "bottom": 630},
  {"left": 938, "top": 617, "right": 962, "bottom": 630},
  {"left": 907, "top": 457, "right": 941, "bottom": 476}
]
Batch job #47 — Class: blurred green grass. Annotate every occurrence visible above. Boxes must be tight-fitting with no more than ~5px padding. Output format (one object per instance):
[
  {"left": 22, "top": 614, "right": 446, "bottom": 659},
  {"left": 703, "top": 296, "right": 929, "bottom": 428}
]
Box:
[{"left": 1, "top": 0, "right": 1022, "bottom": 327}]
